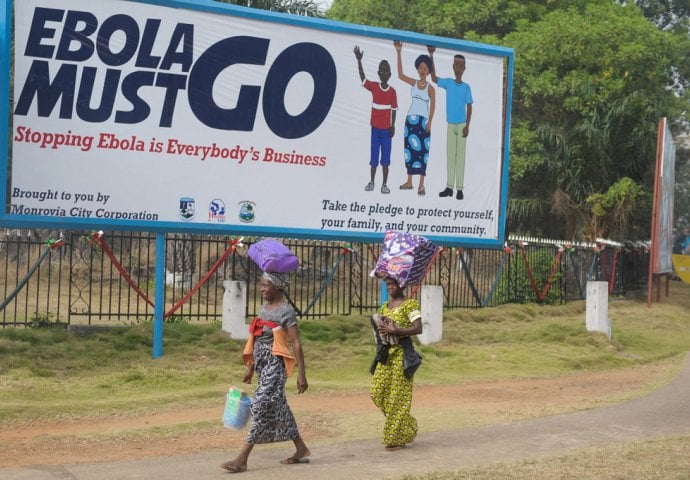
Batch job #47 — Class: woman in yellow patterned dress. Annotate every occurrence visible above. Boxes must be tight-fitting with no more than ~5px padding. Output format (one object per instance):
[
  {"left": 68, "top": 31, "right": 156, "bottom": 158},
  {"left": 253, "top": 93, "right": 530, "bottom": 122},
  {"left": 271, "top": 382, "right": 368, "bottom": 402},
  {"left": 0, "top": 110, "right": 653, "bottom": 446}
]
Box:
[{"left": 370, "top": 276, "right": 423, "bottom": 450}]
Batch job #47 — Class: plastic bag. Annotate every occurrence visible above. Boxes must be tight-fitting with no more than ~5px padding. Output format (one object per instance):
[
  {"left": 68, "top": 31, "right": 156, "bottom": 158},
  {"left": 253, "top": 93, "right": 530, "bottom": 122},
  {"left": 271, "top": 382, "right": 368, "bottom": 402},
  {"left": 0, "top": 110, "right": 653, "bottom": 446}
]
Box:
[
  {"left": 247, "top": 239, "right": 299, "bottom": 273},
  {"left": 222, "top": 386, "right": 252, "bottom": 430},
  {"left": 370, "top": 230, "right": 437, "bottom": 288}
]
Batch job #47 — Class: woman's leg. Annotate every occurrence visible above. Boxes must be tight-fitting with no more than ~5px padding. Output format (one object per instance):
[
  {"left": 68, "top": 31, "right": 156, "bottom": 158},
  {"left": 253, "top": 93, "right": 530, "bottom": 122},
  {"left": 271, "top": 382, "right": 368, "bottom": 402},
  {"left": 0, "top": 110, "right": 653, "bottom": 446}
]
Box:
[
  {"left": 221, "top": 443, "right": 254, "bottom": 472},
  {"left": 380, "top": 350, "right": 417, "bottom": 447},
  {"left": 248, "top": 351, "right": 298, "bottom": 444},
  {"left": 281, "top": 435, "right": 311, "bottom": 464}
]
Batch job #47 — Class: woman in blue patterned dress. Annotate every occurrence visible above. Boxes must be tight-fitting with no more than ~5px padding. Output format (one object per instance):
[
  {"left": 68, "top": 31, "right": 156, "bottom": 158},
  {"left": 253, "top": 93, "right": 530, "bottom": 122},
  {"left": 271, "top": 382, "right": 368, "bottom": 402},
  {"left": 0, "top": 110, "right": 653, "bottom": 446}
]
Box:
[
  {"left": 370, "top": 276, "right": 423, "bottom": 450},
  {"left": 221, "top": 272, "right": 310, "bottom": 473},
  {"left": 394, "top": 40, "right": 435, "bottom": 196}
]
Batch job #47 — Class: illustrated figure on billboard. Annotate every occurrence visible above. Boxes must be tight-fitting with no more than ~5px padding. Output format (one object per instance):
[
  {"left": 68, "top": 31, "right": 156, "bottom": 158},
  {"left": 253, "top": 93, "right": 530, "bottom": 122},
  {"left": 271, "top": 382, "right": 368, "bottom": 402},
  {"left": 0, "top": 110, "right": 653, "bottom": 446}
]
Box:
[
  {"left": 427, "top": 46, "right": 473, "bottom": 200},
  {"left": 394, "top": 41, "right": 435, "bottom": 197},
  {"left": 354, "top": 46, "right": 398, "bottom": 195}
]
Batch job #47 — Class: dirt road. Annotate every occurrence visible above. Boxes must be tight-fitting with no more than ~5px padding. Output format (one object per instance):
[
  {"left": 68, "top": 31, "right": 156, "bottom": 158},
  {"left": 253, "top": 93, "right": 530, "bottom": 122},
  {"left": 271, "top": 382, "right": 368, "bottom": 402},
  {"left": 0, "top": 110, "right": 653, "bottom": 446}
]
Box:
[{"left": 1, "top": 355, "right": 689, "bottom": 479}]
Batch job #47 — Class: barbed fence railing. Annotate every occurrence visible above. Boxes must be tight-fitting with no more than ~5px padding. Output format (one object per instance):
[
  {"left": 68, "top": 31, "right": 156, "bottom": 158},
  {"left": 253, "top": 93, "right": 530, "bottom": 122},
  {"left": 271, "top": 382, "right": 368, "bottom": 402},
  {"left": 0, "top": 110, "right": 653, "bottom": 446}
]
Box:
[{"left": 0, "top": 230, "right": 649, "bottom": 327}]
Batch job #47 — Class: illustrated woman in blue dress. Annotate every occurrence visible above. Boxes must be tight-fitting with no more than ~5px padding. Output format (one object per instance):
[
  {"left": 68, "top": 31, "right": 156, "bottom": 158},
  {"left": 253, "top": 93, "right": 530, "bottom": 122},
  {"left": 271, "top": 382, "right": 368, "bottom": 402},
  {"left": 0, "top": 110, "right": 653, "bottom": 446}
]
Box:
[{"left": 394, "top": 40, "right": 435, "bottom": 197}]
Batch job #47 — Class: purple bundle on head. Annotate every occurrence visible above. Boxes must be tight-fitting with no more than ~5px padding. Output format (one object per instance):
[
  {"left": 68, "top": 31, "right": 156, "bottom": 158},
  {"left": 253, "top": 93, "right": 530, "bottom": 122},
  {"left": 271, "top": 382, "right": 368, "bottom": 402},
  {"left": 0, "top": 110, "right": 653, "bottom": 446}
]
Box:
[
  {"left": 248, "top": 238, "right": 299, "bottom": 273},
  {"left": 371, "top": 230, "right": 437, "bottom": 288}
]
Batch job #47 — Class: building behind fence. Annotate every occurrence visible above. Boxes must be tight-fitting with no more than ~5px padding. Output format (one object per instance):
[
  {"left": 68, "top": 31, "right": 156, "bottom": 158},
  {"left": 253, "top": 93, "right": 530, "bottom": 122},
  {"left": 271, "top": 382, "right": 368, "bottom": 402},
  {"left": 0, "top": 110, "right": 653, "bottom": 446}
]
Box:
[{"left": 0, "top": 230, "right": 649, "bottom": 327}]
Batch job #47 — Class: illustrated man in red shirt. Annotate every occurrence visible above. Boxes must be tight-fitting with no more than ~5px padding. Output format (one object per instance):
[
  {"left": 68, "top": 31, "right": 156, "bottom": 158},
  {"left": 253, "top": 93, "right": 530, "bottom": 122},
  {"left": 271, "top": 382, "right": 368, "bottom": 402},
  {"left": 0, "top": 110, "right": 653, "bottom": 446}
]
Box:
[{"left": 355, "top": 46, "right": 398, "bottom": 194}]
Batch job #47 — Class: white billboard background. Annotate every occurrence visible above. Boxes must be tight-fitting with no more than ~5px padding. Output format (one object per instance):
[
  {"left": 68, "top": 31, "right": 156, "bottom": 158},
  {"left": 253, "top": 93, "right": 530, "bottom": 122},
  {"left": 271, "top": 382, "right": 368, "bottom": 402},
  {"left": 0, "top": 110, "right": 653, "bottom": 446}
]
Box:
[{"left": 8, "top": 0, "right": 511, "bottom": 246}]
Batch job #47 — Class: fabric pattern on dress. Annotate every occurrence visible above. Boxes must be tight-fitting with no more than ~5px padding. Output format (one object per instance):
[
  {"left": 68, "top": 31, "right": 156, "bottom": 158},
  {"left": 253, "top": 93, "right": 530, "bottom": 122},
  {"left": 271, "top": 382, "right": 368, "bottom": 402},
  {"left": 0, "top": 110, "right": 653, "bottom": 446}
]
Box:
[
  {"left": 404, "top": 116, "right": 430, "bottom": 175},
  {"left": 246, "top": 303, "right": 300, "bottom": 445},
  {"left": 403, "top": 81, "right": 431, "bottom": 176},
  {"left": 370, "top": 298, "right": 422, "bottom": 447}
]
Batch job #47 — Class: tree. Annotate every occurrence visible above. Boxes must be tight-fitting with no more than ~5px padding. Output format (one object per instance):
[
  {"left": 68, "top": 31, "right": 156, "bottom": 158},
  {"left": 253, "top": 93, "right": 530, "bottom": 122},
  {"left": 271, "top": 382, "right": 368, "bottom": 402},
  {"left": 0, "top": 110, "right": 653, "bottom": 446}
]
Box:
[
  {"left": 215, "top": 0, "right": 324, "bottom": 16},
  {"left": 327, "top": 0, "right": 528, "bottom": 38},
  {"left": 505, "top": 2, "right": 690, "bottom": 240},
  {"left": 625, "top": 0, "right": 690, "bottom": 30},
  {"left": 586, "top": 177, "right": 648, "bottom": 239},
  {"left": 675, "top": 141, "right": 690, "bottom": 228},
  {"left": 327, "top": 0, "right": 602, "bottom": 39}
]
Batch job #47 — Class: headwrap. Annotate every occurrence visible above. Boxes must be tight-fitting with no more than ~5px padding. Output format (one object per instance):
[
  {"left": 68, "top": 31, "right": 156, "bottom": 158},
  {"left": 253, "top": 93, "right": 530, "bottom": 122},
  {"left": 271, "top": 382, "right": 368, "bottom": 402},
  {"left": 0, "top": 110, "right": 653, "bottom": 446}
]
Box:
[{"left": 262, "top": 271, "right": 290, "bottom": 291}]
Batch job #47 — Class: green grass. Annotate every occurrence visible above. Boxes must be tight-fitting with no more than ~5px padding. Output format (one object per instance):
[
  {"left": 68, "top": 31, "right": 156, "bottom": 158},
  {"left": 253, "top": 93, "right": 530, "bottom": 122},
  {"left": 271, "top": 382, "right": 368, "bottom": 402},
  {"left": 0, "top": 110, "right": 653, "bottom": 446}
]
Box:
[{"left": 1, "top": 282, "right": 689, "bottom": 424}]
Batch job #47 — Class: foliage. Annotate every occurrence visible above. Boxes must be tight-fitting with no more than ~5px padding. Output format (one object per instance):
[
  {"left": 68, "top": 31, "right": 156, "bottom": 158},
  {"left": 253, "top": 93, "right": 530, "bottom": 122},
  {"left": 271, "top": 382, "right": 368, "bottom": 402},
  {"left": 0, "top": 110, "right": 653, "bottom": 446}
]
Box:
[
  {"left": 214, "top": 0, "right": 324, "bottom": 16},
  {"left": 504, "top": 2, "right": 689, "bottom": 240},
  {"left": 493, "top": 247, "right": 564, "bottom": 304},
  {"left": 533, "top": 93, "right": 656, "bottom": 202},
  {"left": 163, "top": 315, "right": 188, "bottom": 325},
  {"left": 507, "top": 4, "right": 686, "bottom": 128},
  {"left": 507, "top": 199, "right": 544, "bottom": 226},
  {"left": 675, "top": 142, "right": 690, "bottom": 228},
  {"left": 28, "top": 311, "right": 62, "bottom": 329},
  {"left": 508, "top": 122, "right": 544, "bottom": 181},
  {"left": 327, "top": 0, "right": 595, "bottom": 39},
  {"left": 586, "top": 177, "right": 648, "bottom": 238},
  {"left": 625, "top": 0, "right": 690, "bottom": 30}
]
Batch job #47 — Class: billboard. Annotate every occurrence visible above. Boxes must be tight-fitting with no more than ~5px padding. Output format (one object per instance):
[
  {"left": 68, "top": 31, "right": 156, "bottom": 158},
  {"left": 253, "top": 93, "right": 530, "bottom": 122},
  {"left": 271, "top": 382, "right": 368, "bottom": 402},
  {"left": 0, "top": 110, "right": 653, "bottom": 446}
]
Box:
[
  {"left": 650, "top": 117, "right": 676, "bottom": 275},
  {"left": 1, "top": 0, "right": 513, "bottom": 247}
]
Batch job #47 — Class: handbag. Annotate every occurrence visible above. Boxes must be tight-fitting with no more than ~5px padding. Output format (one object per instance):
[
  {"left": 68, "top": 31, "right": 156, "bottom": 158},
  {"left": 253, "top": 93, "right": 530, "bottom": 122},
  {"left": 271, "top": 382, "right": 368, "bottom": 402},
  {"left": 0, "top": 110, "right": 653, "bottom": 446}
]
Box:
[
  {"left": 370, "top": 314, "right": 399, "bottom": 345},
  {"left": 222, "top": 386, "right": 252, "bottom": 430}
]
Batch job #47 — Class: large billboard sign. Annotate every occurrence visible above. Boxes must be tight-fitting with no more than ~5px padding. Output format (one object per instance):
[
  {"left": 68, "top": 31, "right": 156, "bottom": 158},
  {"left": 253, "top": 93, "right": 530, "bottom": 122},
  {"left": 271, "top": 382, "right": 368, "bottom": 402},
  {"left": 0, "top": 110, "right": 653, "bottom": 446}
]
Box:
[
  {"left": 650, "top": 117, "right": 676, "bottom": 275},
  {"left": 1, "top": 0, "right": 513, "bottom": 247}
]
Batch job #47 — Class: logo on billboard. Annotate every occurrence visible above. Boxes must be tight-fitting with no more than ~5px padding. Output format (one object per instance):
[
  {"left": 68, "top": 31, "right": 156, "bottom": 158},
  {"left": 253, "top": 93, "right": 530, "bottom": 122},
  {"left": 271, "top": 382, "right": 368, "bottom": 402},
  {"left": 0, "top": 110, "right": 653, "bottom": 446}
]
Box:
[
  {"left": 179, "top": 197, "right": 195, "bottom": 220},
  {"left": 238, "top": 201, "right": 256, "bottom": 223},
  {"left": 208, "top": 199, "right": 226, "bottom": 223}
]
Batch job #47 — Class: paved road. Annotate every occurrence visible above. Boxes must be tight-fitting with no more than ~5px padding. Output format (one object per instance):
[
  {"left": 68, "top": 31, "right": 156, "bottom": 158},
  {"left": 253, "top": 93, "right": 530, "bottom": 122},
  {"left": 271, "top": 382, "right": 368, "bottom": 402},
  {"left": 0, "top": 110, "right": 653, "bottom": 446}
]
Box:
[{"left": 4, "top": 353, "right": 689, "bottom": 480}]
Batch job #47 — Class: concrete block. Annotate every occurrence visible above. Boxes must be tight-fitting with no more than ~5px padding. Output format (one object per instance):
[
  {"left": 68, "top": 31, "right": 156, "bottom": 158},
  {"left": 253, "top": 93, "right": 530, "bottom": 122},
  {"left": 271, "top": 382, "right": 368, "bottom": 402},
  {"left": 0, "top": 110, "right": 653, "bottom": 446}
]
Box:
[
  {"left": 222, "top": 280, "right": 248, "bottom": 340},
  {"left": 586, "top": 281, "right": 611, "bottom": 340},
  {"left": 419, "top": 285, "right": 443, "bottom": 345}
]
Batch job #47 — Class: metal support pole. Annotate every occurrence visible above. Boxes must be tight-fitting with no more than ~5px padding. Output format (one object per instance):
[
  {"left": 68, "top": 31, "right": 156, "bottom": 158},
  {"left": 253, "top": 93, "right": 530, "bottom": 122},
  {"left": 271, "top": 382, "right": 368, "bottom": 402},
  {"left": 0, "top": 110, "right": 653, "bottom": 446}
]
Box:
[
  {"left": 380, "top": 278, "right": 388, "bottom": 305},
  {"left": 153, "top": 233, "right": 166, "bottom": 358}
]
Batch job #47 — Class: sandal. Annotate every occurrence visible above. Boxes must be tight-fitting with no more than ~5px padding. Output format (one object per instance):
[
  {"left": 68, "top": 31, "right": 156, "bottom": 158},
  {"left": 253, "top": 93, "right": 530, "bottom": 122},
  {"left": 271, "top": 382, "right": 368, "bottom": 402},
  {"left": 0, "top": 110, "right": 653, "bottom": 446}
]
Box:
[
  {"left": 418, "top": 186, "right": 426, "bottom": 196},
  {"left": 399, "top": 183, "right": 413, "bottom": 190},
  {"left": 221, "top": 462, "right": 247, "bottom": 473},
  {"left": 281, "top": 448, "right": 311, "bottom": 464},
  {"left": 281, "top": 457, "right": 310, "bottom": 464}
]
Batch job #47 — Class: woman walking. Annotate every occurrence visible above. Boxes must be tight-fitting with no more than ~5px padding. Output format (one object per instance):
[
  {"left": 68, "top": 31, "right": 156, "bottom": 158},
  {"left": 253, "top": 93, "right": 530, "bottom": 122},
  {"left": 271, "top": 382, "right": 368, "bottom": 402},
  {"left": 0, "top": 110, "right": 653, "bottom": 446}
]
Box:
[
  {"left": 221, "top": 271, "right": 310, "bottom": 473},
  {"left": 370, "top": 275, "right": 423, "bottom": 450}
]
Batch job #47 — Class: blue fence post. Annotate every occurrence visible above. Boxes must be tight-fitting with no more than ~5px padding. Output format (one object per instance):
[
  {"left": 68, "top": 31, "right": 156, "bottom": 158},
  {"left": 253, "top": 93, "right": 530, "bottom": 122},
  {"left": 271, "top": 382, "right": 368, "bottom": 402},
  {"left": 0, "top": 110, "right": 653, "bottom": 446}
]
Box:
[
  {"left": 153, "top": 233, "right": 166, "bottom": 359},
  {"left": 380, "top": 278, "right": 388, "bottom": 306}
]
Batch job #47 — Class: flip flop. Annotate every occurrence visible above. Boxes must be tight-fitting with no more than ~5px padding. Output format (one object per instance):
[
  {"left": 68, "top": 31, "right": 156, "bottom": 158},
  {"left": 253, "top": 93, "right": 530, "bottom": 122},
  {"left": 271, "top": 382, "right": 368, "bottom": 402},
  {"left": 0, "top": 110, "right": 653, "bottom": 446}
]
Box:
[
  {"left": 221, "top": 462, "right": 247, "bottom": 473},
  {"left": 399, "top": 184, "right": 413, "bottom": 190},
  {"left": 281, "top": 457, "right": 310, "bottom": 465}
]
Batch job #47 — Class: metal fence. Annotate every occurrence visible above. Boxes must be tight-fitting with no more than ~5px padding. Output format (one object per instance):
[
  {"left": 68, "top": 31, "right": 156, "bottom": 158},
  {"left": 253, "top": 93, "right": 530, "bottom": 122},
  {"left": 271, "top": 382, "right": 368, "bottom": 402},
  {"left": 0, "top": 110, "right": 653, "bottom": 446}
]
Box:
[{"left": 0, "top": 230, "right": 648, "bottom": 327}]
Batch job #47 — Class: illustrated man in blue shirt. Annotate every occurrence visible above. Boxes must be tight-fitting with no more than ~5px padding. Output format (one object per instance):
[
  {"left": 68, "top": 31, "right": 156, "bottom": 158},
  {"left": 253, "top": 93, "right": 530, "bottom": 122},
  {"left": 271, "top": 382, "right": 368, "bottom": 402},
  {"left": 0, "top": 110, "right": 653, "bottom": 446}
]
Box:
[{"left": 428, "top": 46, "right": 473, "bottom": 200}]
